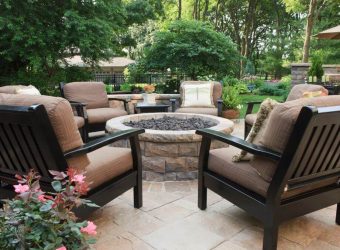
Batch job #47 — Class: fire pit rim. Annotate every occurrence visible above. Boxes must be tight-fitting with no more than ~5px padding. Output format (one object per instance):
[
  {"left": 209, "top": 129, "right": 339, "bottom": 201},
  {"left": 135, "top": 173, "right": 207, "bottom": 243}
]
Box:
[{"left": 106, "top": 113, "right": 234, "bottom": 143}]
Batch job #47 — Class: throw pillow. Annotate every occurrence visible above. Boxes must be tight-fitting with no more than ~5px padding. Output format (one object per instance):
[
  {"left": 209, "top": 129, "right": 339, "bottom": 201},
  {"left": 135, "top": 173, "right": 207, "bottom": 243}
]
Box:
[
  {"left": 181, "top": 83, "right": 214, "bottom": 108},
  {"left": 15, "top": 85, "right": 41, "bottom": 95},
  {"left": 233, "top": 98, "right": 278, "bottom": 162},
  {"left": 302, "top": 90, "right": 327, "bottom": 98}
]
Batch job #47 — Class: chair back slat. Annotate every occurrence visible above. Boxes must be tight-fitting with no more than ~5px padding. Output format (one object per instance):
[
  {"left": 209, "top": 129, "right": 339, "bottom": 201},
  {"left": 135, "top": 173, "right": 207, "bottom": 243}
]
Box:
[
  {"left": 286, "top": 107, "right": 340, "bottom": 188},
  {"left": 311, "top": 124, "right": 338, "bottom": 174},
  {"left": 0, "top": 105, "right": 68, "bottom": 182}
]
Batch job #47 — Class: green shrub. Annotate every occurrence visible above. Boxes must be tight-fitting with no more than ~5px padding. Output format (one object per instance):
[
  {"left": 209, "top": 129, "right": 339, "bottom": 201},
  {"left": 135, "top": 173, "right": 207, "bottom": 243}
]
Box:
[
  {"left": 253, "top": 78, "right": 265, "bottom": 89},
  {"left": 156, "top": 79, "right": 180, "bottom": 94},
  {"left": 222, "top": 76, "right": 240, "bottom": 87},
  {"left": 258, "top": 84, "right": 286, "bottom": 96},
  {"left": 308, "top": 52, "right": 324, "bottom": 82},
  {"left": 120, "top": 83, "right": 132, "bottom": 92},
  {"left": 222, "top": 85, "right": 242, "bottom": 110},
  {"left": 235, "top": 83, "right": 250, "bottom": 94}
]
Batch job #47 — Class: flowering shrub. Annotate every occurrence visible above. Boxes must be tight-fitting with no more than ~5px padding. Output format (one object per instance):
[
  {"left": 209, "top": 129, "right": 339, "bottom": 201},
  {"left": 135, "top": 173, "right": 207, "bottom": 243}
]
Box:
[
  {"left": 143, "top": 84, "right": 155, "bottom": 94},
  {"left": 0, "top": 169, "right": 98, "bottom": 250}
]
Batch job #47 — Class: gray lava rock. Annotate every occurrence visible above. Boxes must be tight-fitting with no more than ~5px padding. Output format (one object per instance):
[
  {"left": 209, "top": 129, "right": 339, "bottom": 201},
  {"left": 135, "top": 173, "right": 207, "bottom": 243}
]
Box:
[{"left": 124, "top": 116, "right": 217, "bottom": 131}]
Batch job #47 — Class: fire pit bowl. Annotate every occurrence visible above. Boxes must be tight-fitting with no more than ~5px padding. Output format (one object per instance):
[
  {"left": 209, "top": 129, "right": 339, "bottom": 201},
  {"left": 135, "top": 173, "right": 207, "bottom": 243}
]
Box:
[{"left": 106, "top": 113, "right": 234, "bottom": 181}]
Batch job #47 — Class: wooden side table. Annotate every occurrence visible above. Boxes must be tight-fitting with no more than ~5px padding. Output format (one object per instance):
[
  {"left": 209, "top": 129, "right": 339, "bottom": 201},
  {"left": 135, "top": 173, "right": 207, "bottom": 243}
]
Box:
[{"left": 135, "top": 103, "right": 170, "bottom": 113}]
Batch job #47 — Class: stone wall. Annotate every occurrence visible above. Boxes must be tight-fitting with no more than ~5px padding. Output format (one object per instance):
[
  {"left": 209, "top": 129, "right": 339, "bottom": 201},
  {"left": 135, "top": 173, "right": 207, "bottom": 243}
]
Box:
[{"left": 291, "top": 63, "right": 340, "bottom": 85}]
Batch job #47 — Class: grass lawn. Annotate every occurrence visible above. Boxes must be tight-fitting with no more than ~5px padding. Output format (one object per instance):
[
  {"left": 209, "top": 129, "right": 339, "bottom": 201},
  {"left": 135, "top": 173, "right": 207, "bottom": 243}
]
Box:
[{"left": 239, "top": 94, "right": 285, "bottom": 118}]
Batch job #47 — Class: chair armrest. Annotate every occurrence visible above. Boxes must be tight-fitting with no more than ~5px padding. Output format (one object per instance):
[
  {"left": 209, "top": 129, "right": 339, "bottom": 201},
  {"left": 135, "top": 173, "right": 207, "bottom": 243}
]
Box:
[
  {"left": 108, "top": 97, "right": 129, "bottom": 113},
  {"left": 245, "top": 101, "right": 262, "bottom": 116},
  {"left": 69, "top": 101, "right": 87, "bottom": 118},
  {"left": 64, "top": 129, "right": 145, "bottom": 158},
  {"left": 196, "top": 129, "right": 281, "bottom": 161},
  {"left": 217, "top": 99, "right": 223, "bottom": 117},
  {"left": 170, "top": 99, "right": 177, "bottom": 112}
]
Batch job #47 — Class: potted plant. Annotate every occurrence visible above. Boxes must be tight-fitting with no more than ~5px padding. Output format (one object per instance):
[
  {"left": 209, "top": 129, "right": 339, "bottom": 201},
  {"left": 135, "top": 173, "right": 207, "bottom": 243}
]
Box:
[
  {"left": 142, "top": 84, "right": 156, "bottom": 104},
  {"left": 0, "top": 169, "right": 98, "bottom": 250},
  {"left": 221, "top": 85, "right": 242, "bottom": 119}
]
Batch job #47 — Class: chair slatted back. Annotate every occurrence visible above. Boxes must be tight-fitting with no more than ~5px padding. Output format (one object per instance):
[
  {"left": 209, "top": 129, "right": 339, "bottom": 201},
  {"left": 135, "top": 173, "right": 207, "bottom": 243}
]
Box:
[
  {"left": 285, "top": 106, "right": 340, "bottom": 189},
  {"left": 0, "top": 104, "right": 68, "bottom": 183}
]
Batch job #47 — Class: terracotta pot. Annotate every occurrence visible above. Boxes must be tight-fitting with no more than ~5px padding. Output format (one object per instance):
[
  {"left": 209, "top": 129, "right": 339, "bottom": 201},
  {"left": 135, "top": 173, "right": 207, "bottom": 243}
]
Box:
[{"left": 222, "top": 109, "right": 240, "bottom": 119}]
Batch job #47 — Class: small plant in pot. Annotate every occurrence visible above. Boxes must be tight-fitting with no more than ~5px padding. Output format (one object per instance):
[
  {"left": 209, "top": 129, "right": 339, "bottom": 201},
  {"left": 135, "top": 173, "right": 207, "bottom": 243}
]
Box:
[
  {"left": 221, "top": 85, "right": 242, "bottom": 119},
  {"left": 142, "top": 84, "right": 156, "bottom": 104},
  {"left": 0, "top": 169, "right": 98, "bottom": 250}
]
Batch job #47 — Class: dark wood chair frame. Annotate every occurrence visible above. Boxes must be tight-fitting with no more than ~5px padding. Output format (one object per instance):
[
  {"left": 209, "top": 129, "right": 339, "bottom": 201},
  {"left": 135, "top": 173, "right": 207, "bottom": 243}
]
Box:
[
  {"left": 197, "top": 105, "right": 340, "bottom": 250},
  {"left": 59, "top": 82, "right": 130, "bottom": 141},
  {"left": 170, "top": 98, "right": 223, "bottom": 117},
  {"left": 0, "top": 104, "right": 144, "bottom": 219}
]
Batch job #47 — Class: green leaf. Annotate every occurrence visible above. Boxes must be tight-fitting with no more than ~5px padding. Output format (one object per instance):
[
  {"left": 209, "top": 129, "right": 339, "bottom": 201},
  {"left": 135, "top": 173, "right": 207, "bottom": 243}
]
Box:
[
  {"left": 39, "top": 203, "right": 52, "bottom": 212},
  {"left": 51, "top": 181, "right": 62, "bottom": 192}
]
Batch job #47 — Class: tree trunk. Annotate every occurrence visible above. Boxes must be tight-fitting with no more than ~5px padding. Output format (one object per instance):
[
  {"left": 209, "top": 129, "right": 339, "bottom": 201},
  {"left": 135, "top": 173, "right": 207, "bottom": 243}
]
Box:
[
  {"left": 302, "top": 0, "right": 317, "bottom": 63},
  {"left": 240, "top": 0, "right": 257, "bottom": 75},
  {"left": 178, "top": 0, "right": 182, "bottom": 19},
  {"left": 203, "top": 0, "right": 209, "bottom": 21}
]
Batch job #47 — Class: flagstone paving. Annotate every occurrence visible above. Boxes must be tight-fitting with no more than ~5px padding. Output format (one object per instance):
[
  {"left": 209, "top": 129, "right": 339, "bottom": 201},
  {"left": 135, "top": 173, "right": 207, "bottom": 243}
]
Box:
[{"left": 91, "top": 120, "right": 340, "bottom": 250}]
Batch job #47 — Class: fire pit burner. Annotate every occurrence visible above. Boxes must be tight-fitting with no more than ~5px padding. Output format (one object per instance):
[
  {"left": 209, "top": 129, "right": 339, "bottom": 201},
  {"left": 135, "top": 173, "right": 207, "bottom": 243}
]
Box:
[{"left": 124, "top": 116, "right": 217, "bottom": 131}]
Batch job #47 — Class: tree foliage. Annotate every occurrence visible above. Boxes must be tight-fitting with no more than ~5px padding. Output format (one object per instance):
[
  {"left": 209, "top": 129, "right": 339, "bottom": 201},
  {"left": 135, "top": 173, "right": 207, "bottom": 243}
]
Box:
[
  {"left": 143, "top": 20, "right": 239, "bottom": 79},
  {"left": 0, "top": 0, "right": 163, "bottom": 87}
]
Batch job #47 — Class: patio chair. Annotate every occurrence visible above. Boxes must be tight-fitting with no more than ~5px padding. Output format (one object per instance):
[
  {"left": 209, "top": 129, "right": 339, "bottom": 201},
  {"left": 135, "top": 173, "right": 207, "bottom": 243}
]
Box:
[
  {"left": 60, "top": 82, "right": 129, "bottom": 139},
  {"left": 170, "top": 81, "right": 223, "bottom": 117},
  {"left": 0, "top": 93, "right": 144, "bottom": 218},
  {"left": 197, "top": 95, "right": 340, "bottom": 250},
  {"left": 0, "top": 85, "right": 87, "bottom": 141},
  {"left": 244, "top": 84, "right": 328, "bottom": 138}
]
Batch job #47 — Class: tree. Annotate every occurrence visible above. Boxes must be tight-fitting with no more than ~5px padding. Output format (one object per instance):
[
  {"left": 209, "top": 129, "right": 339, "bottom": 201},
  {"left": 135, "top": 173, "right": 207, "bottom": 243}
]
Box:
[
  {"left": 143, "top": 20, "right": 239, "bottom": 79},
  {"left": 0, "top": 0, "right": 163, "bottom": 87},
  {"left": 302, "top": 0, "right": 318, "bottom": 62}
]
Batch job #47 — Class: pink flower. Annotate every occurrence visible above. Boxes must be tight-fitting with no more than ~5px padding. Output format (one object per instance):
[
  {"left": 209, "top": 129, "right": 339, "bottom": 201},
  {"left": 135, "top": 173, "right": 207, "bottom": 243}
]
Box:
[
  {"left": 81, "top": 221, "right": 97, "bottom": 235},
  {"left": 38, "top": 194, "right": 47, "bottom": 202},
  {"left": 13, "top": 184, "right": 29, "bottom": 193},
  {"left": 72, "top": 174, "right": 85, "bottom": 184},
  {"left": 56, "top": 246, "right": 67, "bottom": 250}
]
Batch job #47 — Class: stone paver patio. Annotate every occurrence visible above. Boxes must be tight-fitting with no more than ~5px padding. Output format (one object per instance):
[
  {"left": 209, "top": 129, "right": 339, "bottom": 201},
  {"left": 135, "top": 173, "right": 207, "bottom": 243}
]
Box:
[{"left": 91, "top": 120, "right": 340, "bottom": 250}]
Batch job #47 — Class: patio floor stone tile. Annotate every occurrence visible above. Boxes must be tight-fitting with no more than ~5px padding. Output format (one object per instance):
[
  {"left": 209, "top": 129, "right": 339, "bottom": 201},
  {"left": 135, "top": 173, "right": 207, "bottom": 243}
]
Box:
[
  {"left": 279, "top": 217, "right": 328, "bottom": 247},
  {"left": 142, "top": 220, "right": 224, "bottom": 250},
  {"left": 305, "top": 240, "right": 340, "bottom": 250},
  {"left": 149, "top": 201, "right": 196, "bottom": 223},
  {"left": 228, "top": 227, "right": 304, "bottom": 250}
]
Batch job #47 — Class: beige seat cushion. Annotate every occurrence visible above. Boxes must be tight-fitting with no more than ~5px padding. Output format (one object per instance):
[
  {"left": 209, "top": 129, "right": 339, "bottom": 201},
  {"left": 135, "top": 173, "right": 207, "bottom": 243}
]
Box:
[
  {"left": 63, "top": 82, "right": 109, "bottom": 109},
  {"left": 208, "top": 146, "right": 336, "bottom": 199},
  {"left": 74, "top": 116, "right": 85, "bottom": 128},
  {"left": 175, "top": 107, "right": 218, "bottom": 116},
  {"left": 87, "top": 108, "right": 128, "bottom": 124},
  {"left": 208, "top": 147, "right": 270, "bottom": 197},
  {"left": 180, "top": 81, "right": 222, "bottom": 107},
  {"left": 245, "top": 113, "right": 257, "bottom": 125},
  {"left": 70, "top": 146, "right": 133, "bottom": 190},
  {"left": 286, "top": 84, "right": 328, "bottom": 101}
]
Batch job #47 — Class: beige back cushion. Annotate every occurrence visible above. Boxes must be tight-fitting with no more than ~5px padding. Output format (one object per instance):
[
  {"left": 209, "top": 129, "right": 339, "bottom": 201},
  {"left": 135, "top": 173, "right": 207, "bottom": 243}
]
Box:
[
  {"left": 0, "top": 85, "right": 30, "bottom": 94},
  {"left": 180, "top": 81, "right": 222, "bottom": 107},
  {"left": 250, "top": 95, "right": 340, "bottom": 181},
  {"left": 260, "top": 95, "right": 340, "bottom": 153},
  {"left": 286, "top": 84, "right": 328, "bottom": 101},
  {"left": 0, "top": 93, "right": 83, "bottom": 152},
  {"left": 63, "top": 82, "right": 109, "bottom": 109}
]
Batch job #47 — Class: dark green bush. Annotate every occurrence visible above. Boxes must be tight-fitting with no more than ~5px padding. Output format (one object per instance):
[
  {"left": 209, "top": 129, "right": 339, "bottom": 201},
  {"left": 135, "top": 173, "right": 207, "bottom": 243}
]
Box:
[
  {"left": 222, "top": 76, "right": 240, "bottom": 87},
  {"left": 258, "top": 84, "right": 286, "bottom": 96},
  {"left": 156, "top": 79, "right": 180, "bottom": 94}
]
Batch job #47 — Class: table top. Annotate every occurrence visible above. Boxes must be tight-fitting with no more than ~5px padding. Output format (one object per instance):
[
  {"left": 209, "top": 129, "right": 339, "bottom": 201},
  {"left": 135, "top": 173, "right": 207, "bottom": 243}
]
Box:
[{"left": 136, "top": 103, "right": 170, "bottom": 108}]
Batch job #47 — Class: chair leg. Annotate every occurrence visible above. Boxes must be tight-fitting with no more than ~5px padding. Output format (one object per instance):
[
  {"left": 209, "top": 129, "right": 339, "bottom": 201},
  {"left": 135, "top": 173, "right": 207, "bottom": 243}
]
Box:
[
  {"left": 336, "top": 203, "right": 340, "bottom": 225},
  {"left": 263, "top": 224, "right": 279, "bottom": 250},
  {"left": 198, "top": 177, "right": 207, "bottom": 210},
  {"left": 133, "top": 183, "right": 142, "bottom": 208}
]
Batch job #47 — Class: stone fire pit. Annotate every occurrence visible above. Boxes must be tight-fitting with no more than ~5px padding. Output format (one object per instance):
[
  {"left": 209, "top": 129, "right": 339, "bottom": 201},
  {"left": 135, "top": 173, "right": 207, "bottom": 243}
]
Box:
[{"left": 106, "top": 113, "right": 233, "bottom": 181}]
